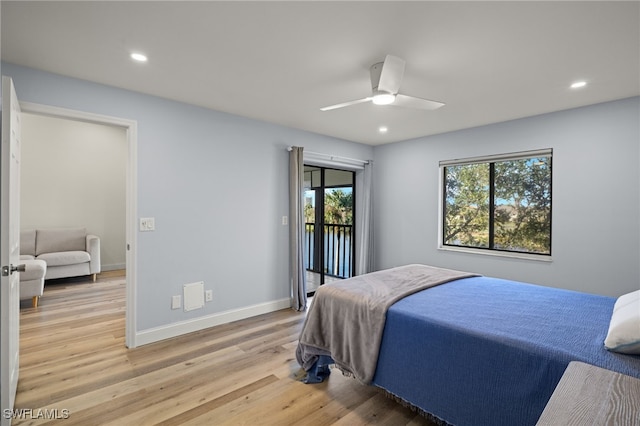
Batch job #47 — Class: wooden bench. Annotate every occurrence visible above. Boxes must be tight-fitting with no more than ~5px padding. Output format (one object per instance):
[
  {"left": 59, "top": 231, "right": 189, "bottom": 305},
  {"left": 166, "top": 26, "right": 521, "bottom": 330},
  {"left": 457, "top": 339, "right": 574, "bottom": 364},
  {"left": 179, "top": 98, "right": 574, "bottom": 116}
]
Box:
[{"left": 537, "top": 361, "right": 640, "bottom": 425}]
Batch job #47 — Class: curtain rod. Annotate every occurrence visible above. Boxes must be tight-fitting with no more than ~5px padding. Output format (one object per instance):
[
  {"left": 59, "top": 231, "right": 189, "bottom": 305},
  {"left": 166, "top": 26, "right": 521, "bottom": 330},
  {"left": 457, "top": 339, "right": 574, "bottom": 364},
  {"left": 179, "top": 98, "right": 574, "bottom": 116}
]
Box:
[{"left": 287, "top": 146, "right": 370, "bottom": 166}]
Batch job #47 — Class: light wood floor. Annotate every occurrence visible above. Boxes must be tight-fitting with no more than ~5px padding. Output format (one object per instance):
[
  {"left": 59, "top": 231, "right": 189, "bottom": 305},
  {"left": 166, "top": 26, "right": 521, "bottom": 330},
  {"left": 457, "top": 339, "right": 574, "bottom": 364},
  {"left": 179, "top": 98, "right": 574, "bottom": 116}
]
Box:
[{"left": 15, "top": 271, "right": 436, "bottom": 425}]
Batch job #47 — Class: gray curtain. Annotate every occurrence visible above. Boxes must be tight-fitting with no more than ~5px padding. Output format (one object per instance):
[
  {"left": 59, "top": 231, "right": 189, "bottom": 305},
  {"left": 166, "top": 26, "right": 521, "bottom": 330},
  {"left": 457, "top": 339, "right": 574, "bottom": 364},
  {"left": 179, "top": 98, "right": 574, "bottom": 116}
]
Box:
[
  {"left": 356, "top": 161, "right": 374, "bottom": 275},
  {"left": 289, "top": 146, "right": 307, "bottom": 311}
]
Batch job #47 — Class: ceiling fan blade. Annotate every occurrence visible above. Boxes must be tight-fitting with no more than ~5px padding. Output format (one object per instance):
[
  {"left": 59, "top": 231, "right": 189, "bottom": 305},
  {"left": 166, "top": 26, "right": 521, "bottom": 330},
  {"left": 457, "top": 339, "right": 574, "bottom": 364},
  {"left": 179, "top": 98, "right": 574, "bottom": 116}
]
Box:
[
  {"left": 377, "top": 55, "right": 405, "bottom": 94},
  {"left": 320, "top": 97, "right": 372, "bottom": 111},
  {"left": 393, "top": 93, "right": 445, "bottom": 110}
]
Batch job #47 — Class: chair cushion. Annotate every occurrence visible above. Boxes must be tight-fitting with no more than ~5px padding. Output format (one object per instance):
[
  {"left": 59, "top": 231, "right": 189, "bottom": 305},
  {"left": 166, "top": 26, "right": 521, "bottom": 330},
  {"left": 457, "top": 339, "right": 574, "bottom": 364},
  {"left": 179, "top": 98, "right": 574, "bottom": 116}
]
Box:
[
  {"left": 36, "top": 228, "right": 86, "bottom": 256},
  {"left": 37, "top": 251, "right": 90, "bottom": 267}
]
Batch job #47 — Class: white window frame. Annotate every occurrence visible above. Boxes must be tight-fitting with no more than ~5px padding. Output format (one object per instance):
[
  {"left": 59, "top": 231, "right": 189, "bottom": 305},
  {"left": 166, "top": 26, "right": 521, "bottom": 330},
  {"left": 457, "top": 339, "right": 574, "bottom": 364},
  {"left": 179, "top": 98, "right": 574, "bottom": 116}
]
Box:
[{"left": 438, "top": 149, "right": 553, "bottom": 262}]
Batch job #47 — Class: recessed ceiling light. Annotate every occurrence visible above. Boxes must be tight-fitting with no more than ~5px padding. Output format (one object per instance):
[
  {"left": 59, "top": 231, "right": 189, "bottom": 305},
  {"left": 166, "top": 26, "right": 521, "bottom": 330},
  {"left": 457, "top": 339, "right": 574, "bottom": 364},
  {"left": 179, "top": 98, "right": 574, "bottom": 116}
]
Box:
[
  {"left": 379, "top": 126, "right": 388, "bottom": 133},
  {"left": 130, "top": 52, "right": 148, "bottom": 63},
  {"left": 570, "top": 81, "right": 587, "bottom": 89}
]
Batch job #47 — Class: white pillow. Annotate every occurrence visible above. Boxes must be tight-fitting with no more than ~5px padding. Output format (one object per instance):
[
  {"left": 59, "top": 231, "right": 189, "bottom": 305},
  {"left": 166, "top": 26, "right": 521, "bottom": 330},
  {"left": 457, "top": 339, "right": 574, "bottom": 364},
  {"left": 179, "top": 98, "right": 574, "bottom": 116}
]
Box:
[{"left": 604, "top": 290, "right": 640, "bottom": 354}]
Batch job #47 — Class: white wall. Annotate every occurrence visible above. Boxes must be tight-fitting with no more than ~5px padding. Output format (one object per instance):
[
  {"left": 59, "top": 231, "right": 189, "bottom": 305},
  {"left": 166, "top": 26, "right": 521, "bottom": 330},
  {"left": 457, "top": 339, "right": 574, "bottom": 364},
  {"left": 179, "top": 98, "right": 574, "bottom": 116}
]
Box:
[
  {"left": 2, "top": 62, "right": 373, "bottom": 337},
  {"left": 373, "top": 97, "right": 640, "bottom": 297},
  {"left": 21, "top": 113, "right": 127, "bottom": 270}
]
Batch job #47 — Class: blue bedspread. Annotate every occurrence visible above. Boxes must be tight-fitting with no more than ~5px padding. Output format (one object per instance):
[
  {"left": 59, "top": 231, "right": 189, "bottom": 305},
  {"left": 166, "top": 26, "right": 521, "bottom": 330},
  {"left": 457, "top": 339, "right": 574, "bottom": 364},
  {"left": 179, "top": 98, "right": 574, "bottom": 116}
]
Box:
[{"left": 372, "top": 276, "right": 640, "bottom": 426}]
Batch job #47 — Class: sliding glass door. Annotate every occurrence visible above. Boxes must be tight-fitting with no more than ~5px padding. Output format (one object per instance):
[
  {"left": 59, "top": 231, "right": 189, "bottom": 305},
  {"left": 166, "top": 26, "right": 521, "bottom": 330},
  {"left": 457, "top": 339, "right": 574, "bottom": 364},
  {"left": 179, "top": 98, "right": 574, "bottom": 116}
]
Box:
[{"left": 303, "top": 166, "right": 355, "bottom": 295}]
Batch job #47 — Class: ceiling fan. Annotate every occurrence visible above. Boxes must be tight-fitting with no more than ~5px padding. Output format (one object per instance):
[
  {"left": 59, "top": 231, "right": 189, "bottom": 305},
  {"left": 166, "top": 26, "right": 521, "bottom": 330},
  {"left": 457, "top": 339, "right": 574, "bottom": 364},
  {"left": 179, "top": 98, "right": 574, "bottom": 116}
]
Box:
[{"left": 320, "top": 55, "right": 445, "bottom": 112}]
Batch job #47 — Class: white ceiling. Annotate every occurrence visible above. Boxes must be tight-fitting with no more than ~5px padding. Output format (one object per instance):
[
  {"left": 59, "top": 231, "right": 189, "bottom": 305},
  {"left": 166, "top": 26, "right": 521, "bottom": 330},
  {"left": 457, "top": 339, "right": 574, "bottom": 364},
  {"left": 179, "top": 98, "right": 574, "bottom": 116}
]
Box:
[{"left": 2, "top": 1, "right": 639, "bottom": 145}]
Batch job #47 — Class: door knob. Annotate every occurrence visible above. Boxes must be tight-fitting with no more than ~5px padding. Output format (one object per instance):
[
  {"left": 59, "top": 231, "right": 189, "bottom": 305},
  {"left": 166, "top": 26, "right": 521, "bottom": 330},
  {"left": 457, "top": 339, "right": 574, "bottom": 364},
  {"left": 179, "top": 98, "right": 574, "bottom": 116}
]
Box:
[{"left": 2, "top": 264, "right": 26, "bottom": 276}]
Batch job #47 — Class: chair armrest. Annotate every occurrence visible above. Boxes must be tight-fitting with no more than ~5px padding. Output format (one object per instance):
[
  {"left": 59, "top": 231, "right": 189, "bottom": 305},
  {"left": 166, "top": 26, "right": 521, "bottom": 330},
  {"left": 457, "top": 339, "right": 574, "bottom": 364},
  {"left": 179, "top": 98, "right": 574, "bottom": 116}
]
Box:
[{"left": 86, "top": 234, "right": 101, "bottom": 274}]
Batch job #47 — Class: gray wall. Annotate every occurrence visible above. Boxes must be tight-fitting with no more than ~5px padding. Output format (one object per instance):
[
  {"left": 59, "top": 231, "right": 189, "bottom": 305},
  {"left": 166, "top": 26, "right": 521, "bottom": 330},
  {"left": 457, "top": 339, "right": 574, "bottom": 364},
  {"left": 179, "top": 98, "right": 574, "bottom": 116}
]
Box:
[
  {"left": 21, "top": 113, "right": 127, "bottom": 271},
  {"left": 5, "top": 60, "right": 638, "bottom": 340},
  {"left": 373, "top": 97, "right": 640, "bottom": 297},
  {"left": 3, "top": 63, "right": 373, "bottom": 332}
]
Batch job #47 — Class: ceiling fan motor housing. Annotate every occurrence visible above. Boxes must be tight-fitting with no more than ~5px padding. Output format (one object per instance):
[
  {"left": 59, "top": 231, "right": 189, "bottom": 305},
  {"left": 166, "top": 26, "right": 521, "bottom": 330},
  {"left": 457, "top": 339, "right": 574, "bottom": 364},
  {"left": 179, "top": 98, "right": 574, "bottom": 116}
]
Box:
[{"left": 370, "top": 62, "right": 396, "bottom": 104}]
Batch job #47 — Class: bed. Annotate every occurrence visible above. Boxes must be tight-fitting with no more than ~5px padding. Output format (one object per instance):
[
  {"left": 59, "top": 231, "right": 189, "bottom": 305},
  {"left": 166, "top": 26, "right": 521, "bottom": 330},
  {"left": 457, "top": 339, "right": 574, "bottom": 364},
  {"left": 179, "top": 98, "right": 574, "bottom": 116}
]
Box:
[{"left": 296, "top": 264, "right": 640, "bottom": 426}]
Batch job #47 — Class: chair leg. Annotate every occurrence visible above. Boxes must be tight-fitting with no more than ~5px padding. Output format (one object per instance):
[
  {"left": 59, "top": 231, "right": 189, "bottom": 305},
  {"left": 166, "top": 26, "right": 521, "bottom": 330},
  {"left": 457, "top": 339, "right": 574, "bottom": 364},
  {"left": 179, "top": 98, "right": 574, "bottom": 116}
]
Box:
[
  {"left": 32, "top": 296, "right": 39, "bottom": 308},
  {"left": 93, "top": 273, "right": 97, "bottom": 282}
]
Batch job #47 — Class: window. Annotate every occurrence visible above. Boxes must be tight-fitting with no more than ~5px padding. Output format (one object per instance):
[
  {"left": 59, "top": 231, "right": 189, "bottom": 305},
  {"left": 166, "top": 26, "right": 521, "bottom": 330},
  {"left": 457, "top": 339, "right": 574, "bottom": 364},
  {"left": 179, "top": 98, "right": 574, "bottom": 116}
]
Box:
[{"left": 441, "top": 149, "right": 552, "bottom": 256}]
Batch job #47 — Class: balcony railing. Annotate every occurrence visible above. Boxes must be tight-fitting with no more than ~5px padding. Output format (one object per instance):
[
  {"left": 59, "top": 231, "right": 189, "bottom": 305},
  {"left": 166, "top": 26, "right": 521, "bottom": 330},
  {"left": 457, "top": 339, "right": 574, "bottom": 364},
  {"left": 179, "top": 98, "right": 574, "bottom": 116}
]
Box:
[{"left": 305, "top": 223, "right": 353, "bottom": 279}]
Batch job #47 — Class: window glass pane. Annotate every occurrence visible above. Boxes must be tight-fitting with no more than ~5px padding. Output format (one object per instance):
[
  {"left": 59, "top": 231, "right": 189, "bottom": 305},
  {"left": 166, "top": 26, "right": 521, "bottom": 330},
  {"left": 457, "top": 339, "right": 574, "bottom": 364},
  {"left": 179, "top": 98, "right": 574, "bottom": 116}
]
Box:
[
  {"left": 304, "top": 190, "right": 315, "bottom": 271},
  {"left": 304, "top": 166, "right": 322, "bottom": 188},
  {"left": 325, "top": 169, "right": 353, "bottom": 187},
  {"left": 324, "top": 187, "right": 353, "bottom": 225},
  {"left": 494, "top": 157, "right": 551, "bottom": 254},
  {"left": 304, "top": 190, "right": 315, "bottom": 224},
  {"left": 444, "top": 163, "right": 490, "bottom": 248}
]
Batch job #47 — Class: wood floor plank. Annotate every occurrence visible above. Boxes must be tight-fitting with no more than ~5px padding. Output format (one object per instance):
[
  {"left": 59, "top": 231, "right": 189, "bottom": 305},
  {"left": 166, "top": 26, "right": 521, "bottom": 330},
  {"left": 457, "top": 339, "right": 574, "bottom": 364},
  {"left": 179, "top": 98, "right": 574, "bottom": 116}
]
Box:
[
  {"left": 156, "top": 375, "right": 280, "bottom": 426},
  {"left": 189, "top": 374, "right": 323, "bottom": 426},
  {"left": 14, "top": 271, "right": 437, "bottom": 426}
]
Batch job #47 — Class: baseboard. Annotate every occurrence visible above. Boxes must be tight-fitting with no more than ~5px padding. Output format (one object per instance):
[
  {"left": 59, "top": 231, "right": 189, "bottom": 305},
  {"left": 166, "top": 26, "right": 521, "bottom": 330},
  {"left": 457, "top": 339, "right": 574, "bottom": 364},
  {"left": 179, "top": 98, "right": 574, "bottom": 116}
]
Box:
[
  {"left": 133, "top": 297, "right": 291, "bottom": 347},
  {"left": 102, "top": 263, "right": 126, "bottom": 272}
]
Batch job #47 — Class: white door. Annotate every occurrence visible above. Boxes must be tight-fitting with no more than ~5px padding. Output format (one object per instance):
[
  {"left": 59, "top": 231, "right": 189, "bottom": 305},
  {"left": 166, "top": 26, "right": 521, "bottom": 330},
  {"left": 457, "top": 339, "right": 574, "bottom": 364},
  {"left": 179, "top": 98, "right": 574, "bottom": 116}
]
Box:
[{"left": 1, "top": 76, "right": 22, "bottom": 426}]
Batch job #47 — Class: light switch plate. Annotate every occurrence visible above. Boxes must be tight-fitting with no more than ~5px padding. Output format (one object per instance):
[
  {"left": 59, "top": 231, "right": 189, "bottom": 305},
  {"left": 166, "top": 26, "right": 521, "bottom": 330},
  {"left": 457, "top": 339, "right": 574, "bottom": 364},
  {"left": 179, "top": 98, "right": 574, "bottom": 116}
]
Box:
[{"left": 140, "top": 217, "right": 155, "bottom": 231}]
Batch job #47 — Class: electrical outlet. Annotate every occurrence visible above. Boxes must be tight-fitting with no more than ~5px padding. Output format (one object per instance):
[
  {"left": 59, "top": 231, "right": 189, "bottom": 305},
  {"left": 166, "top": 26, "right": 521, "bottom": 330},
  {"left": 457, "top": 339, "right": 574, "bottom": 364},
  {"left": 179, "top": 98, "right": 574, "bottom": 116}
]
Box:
[
  {"left": 205, "top": 290, "right": 213, "bottom": 302},
  {"left": 171, "top": 295, "right": 181, "bottom": 310},
  {"left": 282, "top": 216, "right": 288, "bottom": 225}
]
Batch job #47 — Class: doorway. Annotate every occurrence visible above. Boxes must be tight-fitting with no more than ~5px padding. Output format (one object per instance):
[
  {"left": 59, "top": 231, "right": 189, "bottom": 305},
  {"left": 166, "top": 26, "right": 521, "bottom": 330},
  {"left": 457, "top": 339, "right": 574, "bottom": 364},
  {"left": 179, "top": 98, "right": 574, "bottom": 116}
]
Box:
[
  {"left": 303, "top": 165, "right": 355, "bottom": 295},
  {"left": 21, "top": 113, "right": 127, "bottom": 273},
  {"left": 21, "top": 102, "right": 137, "bottom": 348}
]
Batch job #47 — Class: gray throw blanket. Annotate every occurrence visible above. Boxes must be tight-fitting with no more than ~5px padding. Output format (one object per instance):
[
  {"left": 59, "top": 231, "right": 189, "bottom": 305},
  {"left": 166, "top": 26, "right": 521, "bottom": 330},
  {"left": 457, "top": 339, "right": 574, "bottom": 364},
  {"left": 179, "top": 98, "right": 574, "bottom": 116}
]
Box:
[{"left": 296, "top": 264, "right": 479, "bottom": 384}]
